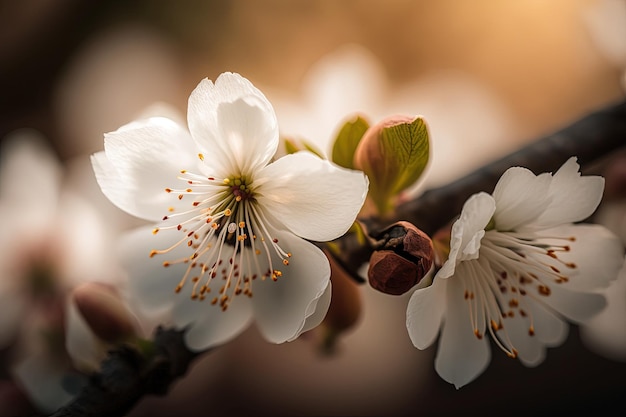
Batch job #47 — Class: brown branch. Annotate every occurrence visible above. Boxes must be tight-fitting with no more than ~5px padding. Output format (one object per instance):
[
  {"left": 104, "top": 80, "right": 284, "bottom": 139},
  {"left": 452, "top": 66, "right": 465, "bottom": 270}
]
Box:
[
  {"left": 44, "top": 98, "right": 625, "bottom": 417},
  {"left": 394, "top": 99, "right": 626, "bottom": 236},
  {"left": 45, "top": 327, "right": 201, "bottom": 417}
]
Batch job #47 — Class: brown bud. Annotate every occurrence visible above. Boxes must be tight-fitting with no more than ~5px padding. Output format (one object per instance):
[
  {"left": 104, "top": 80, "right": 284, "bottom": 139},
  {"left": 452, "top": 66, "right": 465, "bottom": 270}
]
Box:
[
  {"left": 322, "top": 249, "right": 363, "bottom": 331},
  {"left": 367, "top": 221, "right": 434, "bottom": 295},
  {"left": 72, "top": 282, "right": 137, "bottom": 343}
]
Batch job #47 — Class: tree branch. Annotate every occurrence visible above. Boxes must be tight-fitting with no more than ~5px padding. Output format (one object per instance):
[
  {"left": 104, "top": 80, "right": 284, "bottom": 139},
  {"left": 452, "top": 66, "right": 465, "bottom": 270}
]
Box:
[
  {"left": 44, "top": 98, "right": 625, "bottom": 417},
  {"left": 394, "top": 99, "right": 626, "bottom": 236},
  {"left": 46, "top": 327, "right": 201, "bottom": 417}
]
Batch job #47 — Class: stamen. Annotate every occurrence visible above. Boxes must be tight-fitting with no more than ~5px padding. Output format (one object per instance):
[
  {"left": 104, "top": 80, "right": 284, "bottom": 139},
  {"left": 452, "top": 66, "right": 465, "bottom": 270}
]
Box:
[{"left": 152, "top": 168, "right": 291, "bottom": 311}]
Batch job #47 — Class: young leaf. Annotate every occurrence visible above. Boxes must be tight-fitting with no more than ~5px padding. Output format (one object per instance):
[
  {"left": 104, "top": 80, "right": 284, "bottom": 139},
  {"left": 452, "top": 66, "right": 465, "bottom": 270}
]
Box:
[{"left": 331, "top": 115, "right": 370, "bottom": 169}]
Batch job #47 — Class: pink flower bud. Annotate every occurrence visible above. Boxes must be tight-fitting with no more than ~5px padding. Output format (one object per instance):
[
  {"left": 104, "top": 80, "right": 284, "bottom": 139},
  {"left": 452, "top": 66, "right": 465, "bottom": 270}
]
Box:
[{"left": 71, "top": 282, "right": 137, "bottom": 343}]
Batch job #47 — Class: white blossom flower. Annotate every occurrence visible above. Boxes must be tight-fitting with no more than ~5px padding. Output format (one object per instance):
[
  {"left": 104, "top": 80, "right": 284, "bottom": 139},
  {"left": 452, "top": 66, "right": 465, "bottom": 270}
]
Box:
[
  {"left": 0, "top": 130, "right": 115, "bottom": 412},
  {"left": 406, "top": 157, "right": 624, "bottom": 388},
  {"left": 92, "top": 72, "right": 368, "bottom": 350}
]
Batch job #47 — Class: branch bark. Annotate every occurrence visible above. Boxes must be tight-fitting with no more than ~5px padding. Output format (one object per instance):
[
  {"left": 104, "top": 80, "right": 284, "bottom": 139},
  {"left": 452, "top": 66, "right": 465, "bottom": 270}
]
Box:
[
  {"left": 394, "top": 99, "right": 626, "bottom": 236},
  {"left": 46, "top": 327, "right": 200, "bottom": 417}
]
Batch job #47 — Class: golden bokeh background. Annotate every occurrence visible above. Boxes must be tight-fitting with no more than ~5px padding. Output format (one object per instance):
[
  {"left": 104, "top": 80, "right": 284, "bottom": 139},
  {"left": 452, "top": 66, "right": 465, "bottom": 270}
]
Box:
[{"left": 1, "top": 0, "right": 625, "bottom": 415}]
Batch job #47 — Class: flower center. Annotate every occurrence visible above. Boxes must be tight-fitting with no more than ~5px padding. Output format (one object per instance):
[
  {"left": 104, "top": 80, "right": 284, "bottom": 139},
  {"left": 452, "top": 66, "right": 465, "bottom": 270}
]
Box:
[
  {"left": 460, "top": 230, "right": 577, "bottom": 359},
  {"left": 149, "top": 156, "right": 291, "bottom": 311}
]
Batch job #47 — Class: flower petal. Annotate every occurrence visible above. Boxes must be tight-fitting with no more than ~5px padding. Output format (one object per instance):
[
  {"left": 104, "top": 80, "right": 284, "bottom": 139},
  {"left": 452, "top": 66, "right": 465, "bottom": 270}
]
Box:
[
  {"left": 187, "top": 73, "right": 278, "bottom": 175},
  {"left": 94, "top": 117, "right": 198, "bottom": 221},
  {"left": 434, "top": 277, "right": 491, "bottom": 389},
  {"left": 295, "top": 281, "right": 332, "bottom": 338},
  {"left": 502, "top": 312, "right": 546, "bottom": 367},
  {"left": 533, "top": 157, "right": 605, "bottom": 228},
  {"left": 540, "top": 283, "right": 607, "bottom": 323},
  {"left": 12, "top": 355, "right": 76, "bottom": 413},
  {"left": 406, "top": 275, "right": 446, "bottom": 349},
  {"left": 535, "top": 224, "right": 624, "bottom": 292},
  {"left": 492, "top": 166, "right": 552, "bottom": 231},
  {"left": 255, "top": 152, "right": 368, "bottom": 242},
  {"left": 252, "top": 229, "right": 331, "bottom": 343},
  {"left": 0, "top": 130, "right": 62, "bottom": 209},
  {"left": 526, "top": 298, "right": 569, "bottom": 346},
  {"left": 119, "top": 226, "right": 183, "bottom": 314},
  {"left": 438, "top": 192, "right": 494, "bottom": 279},
  {"left": 580, "top": 258, "right": 626, "bottom": 362},
  {"left": 174, "top": 296, "right": 254, "bottom": 351}
]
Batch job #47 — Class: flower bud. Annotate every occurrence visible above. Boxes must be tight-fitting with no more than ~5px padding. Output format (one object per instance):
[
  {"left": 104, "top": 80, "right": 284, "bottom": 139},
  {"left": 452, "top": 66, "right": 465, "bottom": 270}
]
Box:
[
  {"left": 71, "top": 282, "right": 137, "bottom": 343},
  {"left": 354, "top": 115, "right": 430, "bottom": 216},
  {"left": 319, "top": 249, "right": 363, "bottom": 353},
  {"left": 367, "top": 221, "right": 434, "bottom": 295}
]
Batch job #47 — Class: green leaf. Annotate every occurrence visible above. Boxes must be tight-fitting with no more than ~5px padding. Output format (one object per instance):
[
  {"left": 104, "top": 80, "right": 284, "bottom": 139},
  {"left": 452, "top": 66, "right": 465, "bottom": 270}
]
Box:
[
  {"left": 380, "top": 116, "right": 430, "bottom": 196},
  {"left": 301, "top": 139, "right": 325, "bottom": 159},
  {"left": 331, "top": 115, "right": 370, "bottom": 169},
  {"left": 283, "top": 137, "right": 325, "bottom": 159},
  {"left": 283, "top": 137, "right": 300, "bottom": 155}
]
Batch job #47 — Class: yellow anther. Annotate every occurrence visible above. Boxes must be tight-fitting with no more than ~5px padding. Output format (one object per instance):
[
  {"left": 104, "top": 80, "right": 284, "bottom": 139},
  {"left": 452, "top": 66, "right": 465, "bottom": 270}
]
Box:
[
  {"left": 152, "top": 228, "right": 159, "bottom": 235},
  {"left": 239, "top": 221, "right": 246, "bottom": 228},
  {"left": 198, "top": 153, "right": 204, "bottom": 161}
]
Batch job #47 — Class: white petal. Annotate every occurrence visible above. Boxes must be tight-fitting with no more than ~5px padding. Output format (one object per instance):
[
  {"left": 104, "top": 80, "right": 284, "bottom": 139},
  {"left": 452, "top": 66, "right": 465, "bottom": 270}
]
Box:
[
  {"left": 65, "top": 299, "right": 107, "bottom": 372},
  {"left": 533, "top": 157, "right": 605, "bottom": 228},
  {"left": 438, "top": 192, "right": 494, "bottom": 279},
  {"left": 119, "top": 227, "right": 183, "bottom": 314},
  {"left": 294, "top": 281, "right": 332, "bottom": 339},
  {"left": 539, "top": 283, "right": 607, "bottom": 323},
  {"left": 95, "top": 117, "right": 198, "bottom": 221},
  {"left": 255, "top": 152, "right": 368, "bottom": 242},
  {"left": 580, "top": 258, "right": 626, "bottom": 362},
  {"left": 492, "top": 166, "right": 552, "bottom": 231},
  {"left": 174, "top": 296, "right": 253, "bottom": 351},
  {"left": 12, "top": 355, "right": 75, "bottom": 413},
  {"left": 0, "top": 129, "right": 62, "bottom": 209},
  {"left": 434, "top": 277, "right": 491, "bottom": 389},
  {"left": 502, "top": 313, "right": 546, "bottom": 367},
  {"left": 526, "top": 298, "right": 568, "bottom": 346},
  {"left": 406, "top": 276, "right": 446, "bottom": 349},
  {"left": 252, "top": 229, "right": 331, "bottom": 343},
  {"left": 187, "top": 73, "right": 278, "bottom": 175},
  {"left": 535, "top": 224, "right": 624, "bottom": 292}
]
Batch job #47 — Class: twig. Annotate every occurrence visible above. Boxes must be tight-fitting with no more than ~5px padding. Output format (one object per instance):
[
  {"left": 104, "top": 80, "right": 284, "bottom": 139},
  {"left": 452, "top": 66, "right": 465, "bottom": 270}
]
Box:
[
  {"left": 395, "top": 99, "right": 626, "bottom": 236},
  {"left": 46, "top": 327, "right": 200, "bottom": 417}
]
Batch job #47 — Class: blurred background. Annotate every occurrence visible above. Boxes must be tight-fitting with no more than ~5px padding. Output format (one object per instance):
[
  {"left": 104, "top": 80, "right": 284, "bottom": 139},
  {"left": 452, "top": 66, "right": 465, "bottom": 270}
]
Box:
[{"left": 1, "top": 0, "right": 625, "bottom": 416}]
